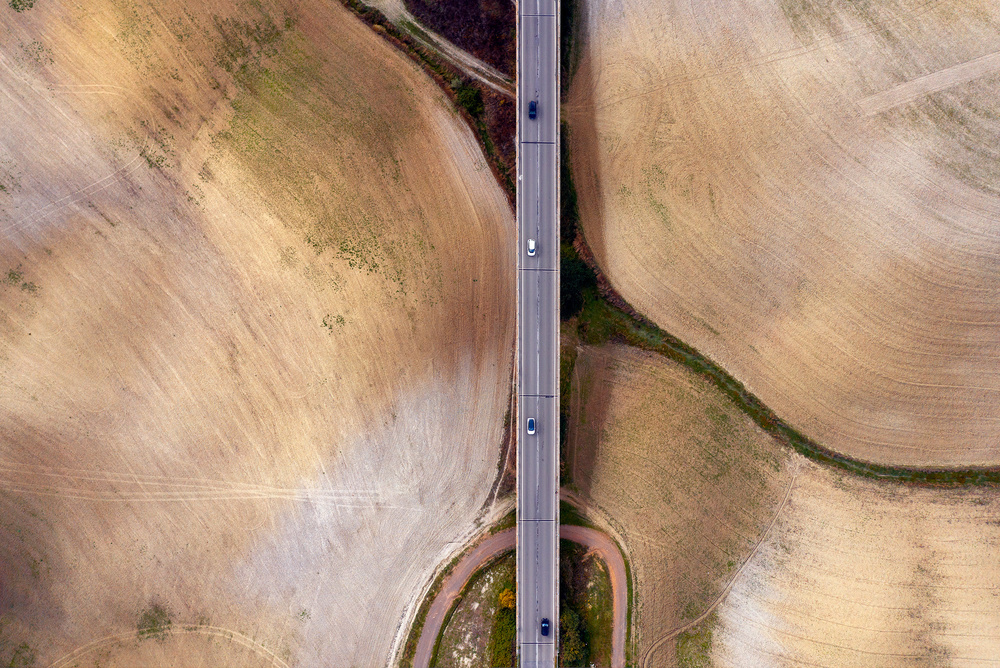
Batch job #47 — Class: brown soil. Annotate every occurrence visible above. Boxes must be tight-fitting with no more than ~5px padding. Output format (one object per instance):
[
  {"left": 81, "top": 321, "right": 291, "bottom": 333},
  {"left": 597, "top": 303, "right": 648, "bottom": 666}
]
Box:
[
  {"left": 0, "top": 0, "right": 513, "bottom": 665},
  {"left": 567, "top": 0, "right": 1000, "bottom": 467},
  {"left": 569, "top": 342, "right": 1000, "bottom": 667},
  {"left": 714, "top": 459, "right": 1000, "bottom": 666},
  {"left": 566, "top": 344, "right": 793, "bottom": 667}
]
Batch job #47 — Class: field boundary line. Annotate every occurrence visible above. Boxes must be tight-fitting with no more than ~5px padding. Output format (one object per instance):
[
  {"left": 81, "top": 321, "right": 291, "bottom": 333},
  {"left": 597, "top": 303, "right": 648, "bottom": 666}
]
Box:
[{"left": 639, "top": 470, "right": 797, "bottom": 668}]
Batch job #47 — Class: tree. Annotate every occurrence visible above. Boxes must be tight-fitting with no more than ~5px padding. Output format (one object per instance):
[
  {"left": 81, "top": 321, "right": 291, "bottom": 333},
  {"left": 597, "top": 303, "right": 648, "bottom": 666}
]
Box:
[{"left": 498, "top": 587, "right": 515, "bottom": 610}]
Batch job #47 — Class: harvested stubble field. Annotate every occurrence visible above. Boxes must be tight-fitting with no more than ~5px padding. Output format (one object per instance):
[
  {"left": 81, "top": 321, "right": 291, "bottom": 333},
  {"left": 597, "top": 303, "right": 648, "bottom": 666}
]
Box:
[
  {"left": 0, "top": 0, "right": 513, "bottom": 665},
  {"left": 566, "top": 343, "right": 794, "bottom": 667},
  {"left": 569, "top": 343, "right": 1000, "bottom": 667},
  {"left": 568, "top": 0, "right": 1000, "bottom": 467},
  {"left": 713, "top": 460, "right": 1000, "bottom": 666}
]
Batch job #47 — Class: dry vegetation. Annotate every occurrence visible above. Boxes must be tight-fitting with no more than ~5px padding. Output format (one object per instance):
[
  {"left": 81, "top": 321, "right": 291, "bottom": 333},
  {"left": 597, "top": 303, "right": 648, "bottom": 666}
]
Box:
[
  {"left": 714, "top": 461, "right": 1000, "bottom": 666},
  {"left": 566, "top": 343, "right": 794, "bottom": 667},
  {"left": 0, "top": 0, "right": 513, "bottom": 665},
  {"left": 568, "top": 343, "right": 1000, "bottom": 667},
  {"left": 402, "top": 0, "right": 515, "bottom": 76},
  {"left": 568, "top": 0, "right": 1000, "bottom": 467}
]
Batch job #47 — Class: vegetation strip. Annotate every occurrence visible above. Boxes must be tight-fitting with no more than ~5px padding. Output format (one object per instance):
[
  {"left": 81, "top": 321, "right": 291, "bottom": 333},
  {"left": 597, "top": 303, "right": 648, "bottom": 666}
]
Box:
[
  {"left": 557, "top": 68, "right": 1000, "bottom": 487},
  {"left": 337, "top": 0, "right": 515, "bottom": 201}
]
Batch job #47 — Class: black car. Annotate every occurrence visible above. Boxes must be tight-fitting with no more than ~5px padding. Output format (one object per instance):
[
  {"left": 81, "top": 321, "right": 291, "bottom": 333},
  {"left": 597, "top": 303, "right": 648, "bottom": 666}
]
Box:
[
  {"left": 540, "top": 618, "right": 550, "bottom": 636},
  {"left": 528, "top": 100, "right": 538, "bottom": 120}
]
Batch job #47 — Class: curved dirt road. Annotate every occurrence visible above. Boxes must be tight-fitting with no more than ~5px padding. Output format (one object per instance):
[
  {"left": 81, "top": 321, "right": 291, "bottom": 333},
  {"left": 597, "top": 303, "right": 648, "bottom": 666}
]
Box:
[
  {"left": 413, "top": 528, "right": 516, "bottom": 668},
  {"left": 414, "top": 525, "right": 626, "bottom": 668},
  {"left": 560, "top": 525, "right": 627, "bottom": 668}
]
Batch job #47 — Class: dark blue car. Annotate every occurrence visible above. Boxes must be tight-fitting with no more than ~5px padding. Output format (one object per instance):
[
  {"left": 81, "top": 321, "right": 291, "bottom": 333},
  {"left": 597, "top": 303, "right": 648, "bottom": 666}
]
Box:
[
  {"left": 528, "top": 100, "right": 537, "bottom": 120},
  {"left": 540, "top": 618, "right": 550, "bottom": 636}
]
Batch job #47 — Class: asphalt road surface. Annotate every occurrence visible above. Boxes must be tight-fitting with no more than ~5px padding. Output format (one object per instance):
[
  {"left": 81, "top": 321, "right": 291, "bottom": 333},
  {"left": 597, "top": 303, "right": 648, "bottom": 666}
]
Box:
[
  {"left": 412, "top": 526, "right": 625, "bottom": 668},
  {"left": 516, "top": 0, "right": 559, "bottom": 665}
]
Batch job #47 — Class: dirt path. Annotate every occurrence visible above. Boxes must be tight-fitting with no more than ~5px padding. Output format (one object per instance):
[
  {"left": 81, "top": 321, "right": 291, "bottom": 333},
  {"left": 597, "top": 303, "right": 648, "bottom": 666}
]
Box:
[
  {"left": 414, "top": 525, "right": 627, "bottom": 668},
  {"left": 560, "top": 525, "right": 627, "bottom": 668},
  {"left": 638, "top": 472, "right": 797, "bottom": 668},
  {"left": 362, "top": 0, "right": 515, "bottom": 98},
  {"left": 413, "top": 529, "right": 516, "bottom": 668}
]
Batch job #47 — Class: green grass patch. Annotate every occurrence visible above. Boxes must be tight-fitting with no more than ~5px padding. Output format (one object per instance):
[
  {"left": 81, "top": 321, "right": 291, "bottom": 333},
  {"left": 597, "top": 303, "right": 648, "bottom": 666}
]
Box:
[
  {"left": 581, "top": 555, "right": 613, "bottom": 666},
  {"left": 559, "top": 500, "right": 594, "bottom": 529},
  {"left": 487, "top": 606, "right": 516, "bottom": 667},
  {"left": 137, "top": 603, "right": 171, "bottom": 641},
  {"left": 676, "top": 614, "right": 716, "bottom": 668},
  {"left": 491, "top": 508, "right": 517, "bottom": 535}
]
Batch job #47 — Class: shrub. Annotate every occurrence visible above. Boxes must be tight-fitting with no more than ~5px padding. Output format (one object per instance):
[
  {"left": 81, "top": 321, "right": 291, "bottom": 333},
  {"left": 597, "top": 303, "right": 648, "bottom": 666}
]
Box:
[
  {"left": 9, "top": 0, "right": 35, "bottom": 12},
  {"left": 561, "top": 245, "right": 597, "bottom": 319},
  {"left": 498, "top": 587, "right": 515, "bottom": 610},
  {"left": 455, "top": 84, "right": 484, "bottom": 119},
  {"left": 487, "top": 606, "right": 516, "bottom": 667},
  {"left": 137, "top": 604, "right": 172, "bottom": 641},
  {"left": 559, "top": 609, "right": 586, "bottom": 666}
]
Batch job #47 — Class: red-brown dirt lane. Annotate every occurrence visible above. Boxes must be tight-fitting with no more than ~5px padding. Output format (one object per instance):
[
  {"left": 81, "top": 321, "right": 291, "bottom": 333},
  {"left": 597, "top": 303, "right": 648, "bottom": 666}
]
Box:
[
  {"left": 413, "top": 525, "right": 626, "bottom": 668},
  {"left": 560, "top": 525, "right": 627, "bottom": 668}
]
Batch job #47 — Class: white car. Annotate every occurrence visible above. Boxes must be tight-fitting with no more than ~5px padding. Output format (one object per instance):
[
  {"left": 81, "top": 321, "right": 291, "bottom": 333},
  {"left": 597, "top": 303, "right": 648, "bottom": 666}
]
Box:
[
  {"left": 527, "top": 238, "right": 536, "bottom": 256},
  {"left": 527, "top": 417, "right": 536, "bottom": 435}
]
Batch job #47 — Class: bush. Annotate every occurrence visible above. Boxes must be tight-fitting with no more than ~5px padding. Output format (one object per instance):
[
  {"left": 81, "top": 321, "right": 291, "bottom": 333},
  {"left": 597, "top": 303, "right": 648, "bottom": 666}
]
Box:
[
  {"left": 561, "top": 245, "right": 597, "bottom": 319},
  {"left": 137, "top": 604, "right": 172, "bottom": 641},
  {"left": 487, "top": 607, "right": 516, "bottom": 667},
  {"left": 559, "top": 609, "right": 586, "bottom": 666},
  {"left": 498, "top": 587, "right": 515, "bottom": 610},
  {"left": 455, "top": 84, "right": 484, "bottom": 119},
  {"left": 9, "top": 0, "right": 35, "bottom": 11}
]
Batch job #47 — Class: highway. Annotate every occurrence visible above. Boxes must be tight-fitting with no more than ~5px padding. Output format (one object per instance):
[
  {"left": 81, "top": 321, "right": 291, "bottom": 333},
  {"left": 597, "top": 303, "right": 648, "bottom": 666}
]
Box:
[{"left": 516, "top": 0, "right": 559, "bottom": 665}]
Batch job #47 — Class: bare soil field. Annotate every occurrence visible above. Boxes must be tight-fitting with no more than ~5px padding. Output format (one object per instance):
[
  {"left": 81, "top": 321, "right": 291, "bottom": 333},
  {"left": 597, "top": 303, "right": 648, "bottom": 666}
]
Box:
[
  {"left": 569, "top": 343, "right": 1000, "bottom": 667},
  {"left": 566, "top": 343, "right": 794, "bottom": 667},
  {"left": 713, "top": 459, "right": 1000, "bottom": 666},
  {"left": 568, "top": 0, "right": 1000, "bottom": 467},
  {"left": 0, "top": 0, "right": 514, "bottom": 665}
]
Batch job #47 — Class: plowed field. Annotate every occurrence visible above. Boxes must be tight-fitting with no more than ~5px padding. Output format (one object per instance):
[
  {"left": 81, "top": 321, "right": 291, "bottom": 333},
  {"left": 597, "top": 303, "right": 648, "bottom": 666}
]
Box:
[
  {"left": 568, "top": 343, "right": 1000, "bottom": 667},
  {"left": 0, "top": 0, "right": 513, "bottom": 665},
  {"left": 566, "top": 344, "right": 794, "bottom": 666},
  {"left": 714, "top": 460, "right": 1000, "bottom": 666},
  {"left": 568, "top": 0, "right": 1000, "bottom": 467}
]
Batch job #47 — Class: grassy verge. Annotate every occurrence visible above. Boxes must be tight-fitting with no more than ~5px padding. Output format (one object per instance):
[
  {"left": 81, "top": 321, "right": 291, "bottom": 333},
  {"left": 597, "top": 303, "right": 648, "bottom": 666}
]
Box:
[
  {"left": 558, "top": 500, "right": 635, "bottom": 666},
  {"left": 676, "top": 614, "right": 716, "bottom": 668},
  {"left": 490, "top": 508, "right": 517, "bottom": 535},
  {"left": 487, "top": 605, "right": 516, "bottom": 668},
  {"left": 558, "top": 500, "right": 593, "bottom": 529},
  {"left": 399, "top": 550, "right": 462, "bottom": 668},
  {"left": 336, "top": 0, "right": 515, "bottom": 202},
  {"left": 430, "top": 551, "right": 515, "bottom": 667}
]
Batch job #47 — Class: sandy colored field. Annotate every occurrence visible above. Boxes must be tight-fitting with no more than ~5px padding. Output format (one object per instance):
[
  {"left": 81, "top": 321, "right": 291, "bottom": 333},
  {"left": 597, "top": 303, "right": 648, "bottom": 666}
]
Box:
[
  {"left": 569, "top": 343, "right": 1000, "bottom": 667},
  {"left": 714, "top": 460, "right": 1000, "bottom": 666},
  {"left": 568, "top": 0, "right": 1000, "bottom": 467},
  {"left": 566, "top": 343, "right": 794, "bottom": 667},
  {"left": 0, "top": 0, "right": 514, "bottom": 666}
]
